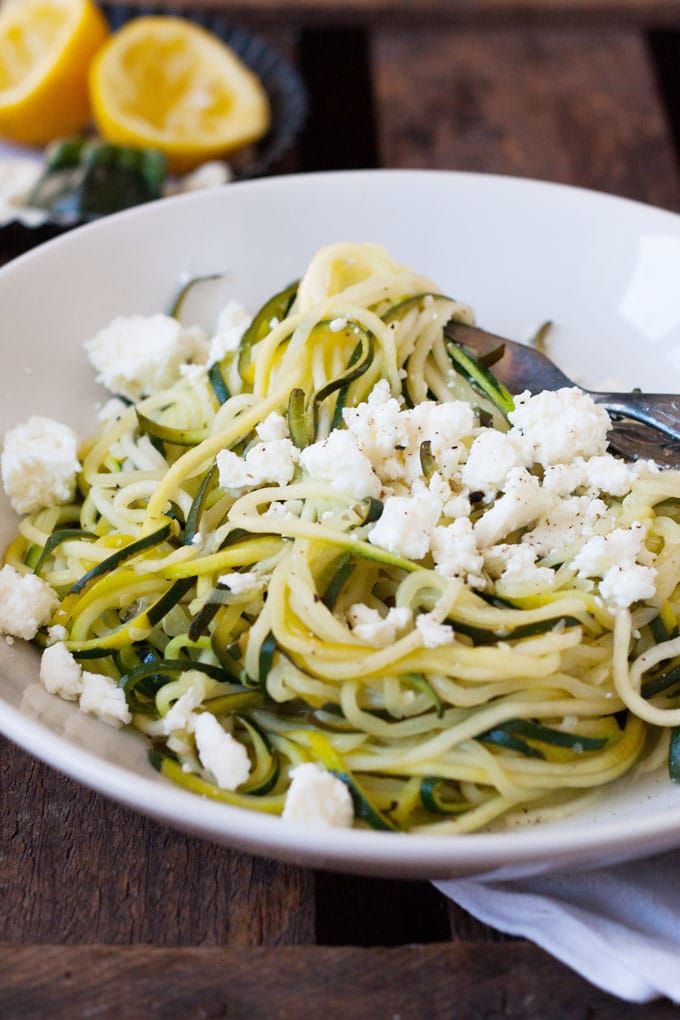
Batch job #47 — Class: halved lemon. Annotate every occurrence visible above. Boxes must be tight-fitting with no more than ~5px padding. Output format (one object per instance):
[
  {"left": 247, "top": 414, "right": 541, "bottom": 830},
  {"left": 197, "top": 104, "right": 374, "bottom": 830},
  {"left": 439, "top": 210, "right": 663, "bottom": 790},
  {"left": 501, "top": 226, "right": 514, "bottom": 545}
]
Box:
[
  {"left": 89, "top": 16, "right": 271, "bottom": 174},
  {"left": 0, "top": 0, "right": 109, "bottom": 145}
]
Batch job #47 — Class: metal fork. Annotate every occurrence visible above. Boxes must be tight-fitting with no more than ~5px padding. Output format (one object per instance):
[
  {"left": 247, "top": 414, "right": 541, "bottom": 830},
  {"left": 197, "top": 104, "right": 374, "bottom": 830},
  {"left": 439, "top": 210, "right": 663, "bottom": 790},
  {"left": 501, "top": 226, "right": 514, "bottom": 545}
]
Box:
[{"left": 444, "top": 320, "right": 680, "bottom": 466}]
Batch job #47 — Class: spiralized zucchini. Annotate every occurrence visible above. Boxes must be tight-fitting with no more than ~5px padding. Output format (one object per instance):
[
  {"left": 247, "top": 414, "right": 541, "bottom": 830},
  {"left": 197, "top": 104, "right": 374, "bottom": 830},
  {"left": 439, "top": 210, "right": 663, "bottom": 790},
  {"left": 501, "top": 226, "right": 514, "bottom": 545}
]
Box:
[{"left": 7, "top": 240, "right": 680, "bottom": 834}]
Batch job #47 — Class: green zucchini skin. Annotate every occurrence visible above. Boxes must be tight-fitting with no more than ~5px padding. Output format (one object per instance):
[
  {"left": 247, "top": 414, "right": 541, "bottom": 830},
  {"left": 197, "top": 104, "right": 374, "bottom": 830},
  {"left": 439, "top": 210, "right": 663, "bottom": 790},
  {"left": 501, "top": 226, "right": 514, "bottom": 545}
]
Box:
[{"left": 670, "top": 729, "right": 680, "bottom": 783}]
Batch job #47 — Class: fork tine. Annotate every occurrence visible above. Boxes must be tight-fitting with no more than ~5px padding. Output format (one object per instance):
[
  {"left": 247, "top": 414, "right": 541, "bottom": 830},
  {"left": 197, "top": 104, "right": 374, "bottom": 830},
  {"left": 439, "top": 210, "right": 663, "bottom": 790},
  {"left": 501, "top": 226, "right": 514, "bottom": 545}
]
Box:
[
  {"left": 444, "top": 320, "right": 574, "bottom": 394},
  {"left": 444, "top": 319, "right": 680, "bottom": 455}
]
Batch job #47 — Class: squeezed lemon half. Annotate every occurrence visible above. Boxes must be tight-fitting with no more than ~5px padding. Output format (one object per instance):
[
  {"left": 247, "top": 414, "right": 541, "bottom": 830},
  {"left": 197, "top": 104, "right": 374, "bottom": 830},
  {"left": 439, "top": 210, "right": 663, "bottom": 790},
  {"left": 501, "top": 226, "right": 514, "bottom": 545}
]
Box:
[
  {"left": 89, "top": 16, "right": 272, "bottom": 174},
  {"left": 0, "top": 0, "right": 109, "bottom": 145}
]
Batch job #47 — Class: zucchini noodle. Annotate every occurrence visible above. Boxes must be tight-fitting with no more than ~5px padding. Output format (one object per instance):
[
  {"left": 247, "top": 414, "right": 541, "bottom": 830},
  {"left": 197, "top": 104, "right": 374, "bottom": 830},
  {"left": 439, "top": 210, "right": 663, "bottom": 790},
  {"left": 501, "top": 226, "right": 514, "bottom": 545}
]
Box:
[{"left": 5, "top": 240, "right": 680, "bottom": 833}]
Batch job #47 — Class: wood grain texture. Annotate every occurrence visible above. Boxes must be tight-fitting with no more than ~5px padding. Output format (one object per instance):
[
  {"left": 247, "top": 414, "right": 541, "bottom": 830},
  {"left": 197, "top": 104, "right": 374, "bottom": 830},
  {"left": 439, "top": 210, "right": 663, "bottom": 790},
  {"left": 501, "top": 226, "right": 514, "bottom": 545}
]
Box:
[
  {"left": 1, "top": 943, "right": 678, "bottom": 1019},
  {"left": 109, "top": 0, "right": 680, "bottom": 29},
  {"left": 0, "top": 738, "right": 315, "bottom": 946},
  {"left": 373, "top": 26, "right": 680, "bottom": 211}
]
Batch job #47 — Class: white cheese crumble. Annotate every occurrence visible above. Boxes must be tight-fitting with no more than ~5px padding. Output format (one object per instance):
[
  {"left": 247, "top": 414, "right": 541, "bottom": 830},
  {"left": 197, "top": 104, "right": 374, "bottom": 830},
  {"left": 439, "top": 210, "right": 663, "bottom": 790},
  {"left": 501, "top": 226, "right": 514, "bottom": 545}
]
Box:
[
  {"left": 39, "top": 642, "right": 83, "bottom": 701},
  {"left": 347, "top": 604, "right": 412, "bottom": 646},
  {"left": 571, "top": 522, "right": 657, "bottom": 608},
  {"left": 508, "top": 387, "right": 611, "bottom": 466},
  {"left": 84, "top": 314, "right": 203, "bottom": 400},
  {"left": 343, "top": 381, "right": 473, "bottom": 483},
  {"left": 541, "top": 460, "right": 588, "bottom": 497},
  {"left": 342, "top": 380, "right": 408, "bottom": 479},
  {"left": 431, "top": 516, "right": 485, "bottom": 586},
  {"left": 523, "top": 495, "right": 608, "bottom": 557},
  {"left": 255, "top": 412, "right": 290, "bottom": 443},
  {"left": 207, "top": 300, "right": 252, "bottom": 364},
  {"left": 299, "top": 430, "right": 381, "bottom": 499},
  {"left": 461, "top": 429, "right": 528, "bottom": 498},
  {"left": 282, "top": 762, "right": 354, "bottom": 828},
  {"left": 40, "top": 641, "right": 132, "bottom": 725},
  {"left": 488, "top": 543, "right": 557, "bottom": 594},
  {"left": 473, "top": 468, "right": 549, "bottom": 548},
  {"left": 193, "top": 712, "right": 251, "bottom": 791},
  {"left": 262, "top": 499, "right": 304, "bottom": 520},
  {"left": 2, "top": 416, "right": 80, "bottom": 514},
  {"left": 584, "top": 454, "right": 636, "bottom": 497},
  {"left": 46, "top": 624, "right": 69, "bottom": 644},
  {"left": 162, "top": 673, "right": 207, "bottom": 734},
  {"left": 416, "top": 613, "right": 455, "bottom": 648},
  {"left": 217, "top": 438, "right": 299, "bottom": 494},
  {"left": 368, "top": 490, "right": 442, "bottom": 560},
  {"left": 79, "top": 671, "right": 132, "bottom": 728},
  {"left": 0, "top": 565, "right": 58, "bottom": 640}
]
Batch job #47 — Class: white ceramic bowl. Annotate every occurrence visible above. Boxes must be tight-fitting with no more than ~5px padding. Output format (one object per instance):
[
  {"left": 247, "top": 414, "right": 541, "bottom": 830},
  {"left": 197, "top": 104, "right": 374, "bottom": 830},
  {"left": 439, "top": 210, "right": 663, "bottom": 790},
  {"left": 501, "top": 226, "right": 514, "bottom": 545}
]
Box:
[{"left": 2, "top": 169, "right": 680, "bottom": 879}]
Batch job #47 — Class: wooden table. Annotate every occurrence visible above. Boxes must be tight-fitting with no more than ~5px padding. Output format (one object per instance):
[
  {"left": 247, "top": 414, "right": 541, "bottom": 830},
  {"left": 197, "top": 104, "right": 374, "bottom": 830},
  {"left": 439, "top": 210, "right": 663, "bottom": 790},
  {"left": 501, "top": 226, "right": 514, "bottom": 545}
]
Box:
[{"left": 3, "top": 2, "right": 680, "bottom": 1016}]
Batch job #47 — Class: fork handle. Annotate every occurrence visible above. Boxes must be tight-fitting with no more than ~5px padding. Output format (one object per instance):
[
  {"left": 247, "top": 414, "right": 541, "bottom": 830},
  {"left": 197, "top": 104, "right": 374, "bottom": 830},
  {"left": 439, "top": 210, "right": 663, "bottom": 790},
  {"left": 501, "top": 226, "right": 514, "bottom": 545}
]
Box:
[{"left": 592, "top": 392, "right": 680, "bottom": 443}]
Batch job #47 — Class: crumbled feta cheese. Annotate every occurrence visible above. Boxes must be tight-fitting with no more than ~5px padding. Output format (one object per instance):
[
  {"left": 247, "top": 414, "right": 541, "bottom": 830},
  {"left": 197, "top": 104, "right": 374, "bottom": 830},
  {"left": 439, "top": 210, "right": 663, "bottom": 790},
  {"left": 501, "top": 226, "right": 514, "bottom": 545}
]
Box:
[
  {"left": 193, "top": 712, "right": 251, "bottom": 790},
  {"left": 256, "top": 412, "right": 289, "bottom": 443},
  {"left": 47, "top": 624, "right": 69, "bottom": 644},
  {"left": 299, "top": 430, "right": 381, "bottom": 499},
  {"left": 461, "top": 429, "right": 528, "bottom": 498},
  {"left": 282, "top": 762, "right": 354, "bottom": 828},
  {"left": 179, "top": 361, "right": 209, "bottom": 384},
  {"left": 523, "top": 495, "right": 608, "bottom": 557},
  {"left": 474, "top": 468, "right": 549, "bottom": 548},
  {"left": 347, "top": 604, "right": 412, "bottom": 646},
  {"left": 487, "top": 543, "right": 556, "bottom": 592},
  {"left": 541, "top": 460, "right": 588, "bottom": 496},
  {"left": 368, "top": 490, "right": 442, "bottom": 560},
  {"left": 0, "top": 565, "right": 58, "bottom": 640},
  {"left": 262, "top": 499, "right": 304, "bottom": 519},
  {"left": 427, "top": 471, "right": 453, "bottom": 507},
  {"left": 2, "top": 416, "right": 80, "bottom": 514},
  {"left": 599, "top": 565, "right": 657, "bottom": 608},
  {"left": 342, "top": 381, "right": 409, "bottom": 479},
  {"left": 572, "top": 522, "right": 656, "bottom": 609},
  {"left": 431, "top": 517, "right": 485, "bottom": 585},
  {"left": 162, "top": 674, "right": 206, "bottom": 734},
  {"left": 217, "top": 438, "right": 299, "bottom": 494},
  {"left": 39, "top": 642, "right": 83, "bottom": 701},
  {"left": 443, "top": 491, "right": 472, "bottom": 520},
  {"left": 79, "top": 672, "right": 132, "bottom": 728},
  {"left": 239, "top": 439, "right": 298, "bottom": 486},
  {"left": 343, "top": 383, "right": 473, "bottom": 483},
  {"left": 218, "top": 571, "right": 261, "bottom": 595},
  {"left": 84, "top": 314, "right": 202, "bottom": 400},
  {"left": 572, "top": 522, "right": 648, "bottom": 577},
  {"left": 508, "top": 388, "right": 610, "bottom": 466},
  {"left": 402, "top": 400, "right": 474, "bottom": 477},
  {"left": 208, "top": 300, "right": 252, "bottom": 364},
  {"left": 416, "top": 613, "right": 454, "bottom": 648},
  {"left": 584, "top": 454, "right": 635, "bottom": 497}
]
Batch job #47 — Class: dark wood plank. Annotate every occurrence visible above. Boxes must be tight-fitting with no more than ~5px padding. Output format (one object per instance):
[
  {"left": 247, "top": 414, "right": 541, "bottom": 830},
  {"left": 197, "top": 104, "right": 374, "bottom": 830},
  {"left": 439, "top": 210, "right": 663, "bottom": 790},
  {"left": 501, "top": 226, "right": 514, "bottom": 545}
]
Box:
[
  {"left": 113, "top": 0, "right": 680, "bottom": 29},
  {"left": 0, "top": 944, "right": 677, "bottom": 1019},
  {"left": 0, "top": 738, "right": 315, "bottom": 945},
  {"left": 373, "top": 26, "right": 680, "bottom": 212}
]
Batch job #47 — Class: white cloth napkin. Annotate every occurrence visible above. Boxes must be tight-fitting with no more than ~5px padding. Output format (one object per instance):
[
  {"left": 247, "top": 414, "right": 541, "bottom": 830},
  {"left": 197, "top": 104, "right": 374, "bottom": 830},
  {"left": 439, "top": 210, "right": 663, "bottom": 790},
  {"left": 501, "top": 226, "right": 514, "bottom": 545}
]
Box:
[{"left": 435, "top": 849, "right": 680, "bottom": 1003}]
